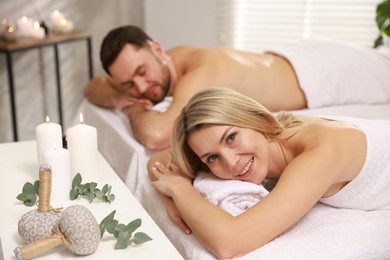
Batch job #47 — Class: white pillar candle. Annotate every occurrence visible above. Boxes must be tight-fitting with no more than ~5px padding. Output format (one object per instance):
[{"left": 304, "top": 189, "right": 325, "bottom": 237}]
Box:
[
  {"left": 31, "top": 21, "right": 45, "bottom": 39},
  {"left": 36, "top": 116, "right": 63, "bottom": 165},
  {"left": 49, "top": 10, "right": 65, "bottom": 25},
  {"left": 43, "top": 146, "right": 71, "bottom": 204},
  {"left": 16, "top": 16, "right": 34, "bottom": 38},
  {"left": 66, "top": 113, "right": 98, "bottom": 180},
  {"left": 53, "top": 18, "right": 74, "bottom": 33}
]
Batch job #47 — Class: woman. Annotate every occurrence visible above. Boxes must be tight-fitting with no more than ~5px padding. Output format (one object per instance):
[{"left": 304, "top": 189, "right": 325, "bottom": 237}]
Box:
[{"left": 149, "top": 87, "right": 390, "bottom": 259}]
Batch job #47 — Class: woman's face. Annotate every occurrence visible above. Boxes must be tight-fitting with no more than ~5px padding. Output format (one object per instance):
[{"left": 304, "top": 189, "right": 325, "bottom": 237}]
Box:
[{"left": 188, "top": 124, "right": 270, "bottom": 184}]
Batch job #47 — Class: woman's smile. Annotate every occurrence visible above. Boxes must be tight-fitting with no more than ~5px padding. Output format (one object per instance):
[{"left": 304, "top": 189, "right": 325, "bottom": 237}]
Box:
[{"left": 237, "top": 157, "right": 254, "bottom": 178}]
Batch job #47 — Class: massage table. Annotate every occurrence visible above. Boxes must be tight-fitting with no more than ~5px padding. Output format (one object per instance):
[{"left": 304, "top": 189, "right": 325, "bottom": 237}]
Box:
[{"left": 78, "top": 98, "right": 390, "bottom": 259}]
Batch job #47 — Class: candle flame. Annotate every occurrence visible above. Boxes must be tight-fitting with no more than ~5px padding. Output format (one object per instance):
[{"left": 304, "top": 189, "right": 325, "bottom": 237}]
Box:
[
  {"left": 60, "top": 18, "right": 67, "bottom": 26},
  {"left": 53, "top": 10, "right": 61, "bottom": 17},
  {"left": 45, "top": 116, "right": 50, "bottom": 123},
  {"left": 8, "top": 26, "right": 14, "bottom": 33},
  {"left": 79, "top": 113, "right": 84, "bottom": 124},
  {"left": 33, "top": 21, "right": 40, "bottom": 30},
  {"left": 21, "top": 16, "right": 28, "bottom": 22}
]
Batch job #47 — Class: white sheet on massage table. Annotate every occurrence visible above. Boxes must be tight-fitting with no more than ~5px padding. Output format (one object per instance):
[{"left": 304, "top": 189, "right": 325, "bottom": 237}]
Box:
[{"left": 78, "top": 99, "right": 390, "bottom": 259}]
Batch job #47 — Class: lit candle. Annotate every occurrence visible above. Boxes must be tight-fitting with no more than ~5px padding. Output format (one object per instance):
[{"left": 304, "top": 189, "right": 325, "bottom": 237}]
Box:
[
  {"left": 31, "top": 21, "right": 45, "bottom": 39},
  {"left": 36, "top": 116, "right": 63, "bottom": 165},
  {"left": 53, "top": 18, "right": 74, "bottom": 33},
  {"left": 49, "top": 10, "right": 65, "bottom": 25},
  {"left": 3, "top": 25, "right": 17, "bottom": 42},
  {"left": 43, "top": 145, "right": 71, "bottom": 204},
  {"left": 16, "top": 16, "right": 34, "bottom": 38},
  {"left": 66, "top": 113, "right": 98, "bottom": 180}
]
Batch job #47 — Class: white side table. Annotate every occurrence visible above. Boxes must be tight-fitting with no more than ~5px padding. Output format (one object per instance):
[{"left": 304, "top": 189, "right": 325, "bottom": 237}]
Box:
[{"left": 0, "top": 141, "right": 183, "bottom": 260}]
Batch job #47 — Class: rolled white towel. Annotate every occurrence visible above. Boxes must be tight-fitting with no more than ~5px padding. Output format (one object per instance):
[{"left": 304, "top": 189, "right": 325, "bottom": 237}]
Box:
[{"left": 193, "top": 171, "right": 269, "bottom": 217}]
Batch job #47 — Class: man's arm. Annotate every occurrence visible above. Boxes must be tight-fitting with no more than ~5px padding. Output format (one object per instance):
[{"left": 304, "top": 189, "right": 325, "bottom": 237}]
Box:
[
  {"left": 122, "top": 69, "right": 209, "bottom": 150},
  {"left": 83, "top": 76, "right": 121, "bottom": 108},
  {"left": 122, "top": 103, "right": 179, "bottom": 150}
]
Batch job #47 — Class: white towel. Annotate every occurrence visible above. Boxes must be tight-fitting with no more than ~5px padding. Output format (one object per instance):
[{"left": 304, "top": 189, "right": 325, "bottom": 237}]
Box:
[
  {"left": 150, "top": 96, "right": 173, "bottom": 112},
  {"left": 267, "top": 38, "right": 390, "bottom": 108},
  {"left": 193, "top": 171, "right": 269, "bottom": 217},
  {"left": 319, "top": 117, "right": 390, "bottom": 210}
]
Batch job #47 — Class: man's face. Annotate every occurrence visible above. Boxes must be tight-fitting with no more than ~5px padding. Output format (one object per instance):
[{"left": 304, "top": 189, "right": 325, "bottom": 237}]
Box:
[{"left": 108, "top": 43, "right": 171, "bottom": 104}]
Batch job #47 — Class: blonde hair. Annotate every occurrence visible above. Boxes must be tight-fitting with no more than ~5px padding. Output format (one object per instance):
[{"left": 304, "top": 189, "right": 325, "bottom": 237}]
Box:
[{"left": 172, "top": 87, "right": 302, "bottom": 178}]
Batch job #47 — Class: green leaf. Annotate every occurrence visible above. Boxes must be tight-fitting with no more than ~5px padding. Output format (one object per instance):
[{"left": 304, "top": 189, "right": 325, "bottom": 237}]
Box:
[
  {"left": 69, "top": 188, "right": 79, "bottom": 200},
  {"left": 101, "top": 195, "right": 108, "bottom": 203},
  {"left": 103, "top": 210, "right": 116, "bottom": 221},
  {"left": 117, "top": 223, "right": 127, "bottom": 232},
  {"left": 22, "top": 182, "right": 36, "bottom": 194},
  {"left": 99, "top": 210, "right": 116, "bottom": 238},
  {"left": 95, "top": 192, "right": 103, "bottom": 200},
  {"left": 33, "top": 180, "right": 40, "bottom": 194},
  {"left": 133, "top": 232, "right": 153, "bottom": 245},
  {"left": 87, "top": 193, "right": 94, "bottom": 203},
  {"left": 376, "top": 0, "right": 390, "bottom": 36},
  {"left": 125, "top": 218, "right": 142, "bottom": 234},
  {"left": 16, "top": 182, "right": 38, "bottom": 207},
  {"left": 26, "top": 193, "right": 36, "bottom": 201},
  {"left": 90, "top": 182, "right": 98, "bottom": 191},
  {"left": 78, "top": 184, "right": 86, "bottom": 195},
  {"left": 24, "top": 198, "right": 36, "bottom": 207},
  {"left": 106, "top": 219, "right": 119, "bottom": 234},
  {"left": 374, "top": 34, "right": 384, "bottom": 48},
  {"left": 101, "top": 184, "right": 108, "bottom": 194},
  {"left": 84, "top": 183, "right": 91, "bottom": 192},
  {"left": 115, "top": 231, "right": 130, "bottom": 249},
  {"left": 16, "top": 193, "right": 28, "bottom": 202},
  {"left": 24, "top": 193, "right": 37, "bottom": 206},
  {"left": 72, "top": 173, "right": 82, "bottom": 188}
]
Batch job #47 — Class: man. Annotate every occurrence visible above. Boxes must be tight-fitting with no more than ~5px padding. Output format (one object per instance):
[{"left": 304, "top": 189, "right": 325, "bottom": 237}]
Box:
[{"left": 84, "top": 25, "right": 390, "bottom": 151}]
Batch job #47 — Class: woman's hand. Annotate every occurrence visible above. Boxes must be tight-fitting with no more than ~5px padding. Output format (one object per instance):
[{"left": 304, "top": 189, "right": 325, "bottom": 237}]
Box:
[
  {"left": 163, "top": 196, "right": 192, "bottom": 235},
  {"left": 151, "top": 162, "right": 192, "bottom": 197},
  {"left": 151, "top": 162, "right": 193, "bottom": 234}
]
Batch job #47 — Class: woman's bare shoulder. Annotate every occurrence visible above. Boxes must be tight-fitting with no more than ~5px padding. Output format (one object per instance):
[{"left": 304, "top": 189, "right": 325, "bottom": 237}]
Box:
[{"left": 288, "top": 115, "right": 367, "bottom": 180}]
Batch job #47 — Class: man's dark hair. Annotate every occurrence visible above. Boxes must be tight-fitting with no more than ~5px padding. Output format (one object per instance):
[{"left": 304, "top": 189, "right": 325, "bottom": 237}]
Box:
[{"left": 100, "top": 25, "right": 153, "bottom": 75}]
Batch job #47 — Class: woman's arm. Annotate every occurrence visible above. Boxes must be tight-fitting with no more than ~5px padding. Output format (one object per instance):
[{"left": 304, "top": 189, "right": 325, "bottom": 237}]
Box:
[{"left": 147, "top": 149, "right": 192, "bottom": 234}]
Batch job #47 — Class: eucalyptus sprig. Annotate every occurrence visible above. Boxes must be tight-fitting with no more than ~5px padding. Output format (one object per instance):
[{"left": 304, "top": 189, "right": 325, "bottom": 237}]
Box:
[
  {"left": 17, "top": 173, "right": 115, "bottom": 206},
  {"left": 16, "top": 181, "right": 39, "bottom": 206},
  {"left": 99, "top": 210, "right": 152, "bottom": 249},
  {"left": 70, "top": 173, "right": 115, "bottom": 203}
]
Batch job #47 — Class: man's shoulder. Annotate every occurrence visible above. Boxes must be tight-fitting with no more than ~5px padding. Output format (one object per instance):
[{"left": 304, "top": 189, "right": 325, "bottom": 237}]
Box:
[
  {"left": 167, "top": 45, "right": 207, "bottom": 56},
  {"left": 168, "top": 46, "right": 216, "bottom": 72}
]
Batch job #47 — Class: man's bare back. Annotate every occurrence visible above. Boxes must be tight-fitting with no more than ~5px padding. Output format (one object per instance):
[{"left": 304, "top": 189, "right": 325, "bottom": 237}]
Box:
[{"left": 168, "top": 46, "right": 306, "bottom": 111}]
